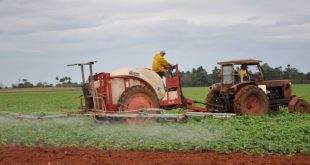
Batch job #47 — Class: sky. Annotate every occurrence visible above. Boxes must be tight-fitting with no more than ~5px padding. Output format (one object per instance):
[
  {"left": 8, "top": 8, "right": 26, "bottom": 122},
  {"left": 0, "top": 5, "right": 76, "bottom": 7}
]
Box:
[{"left": 0, "top": 0, "right": 310, "bottom": 86}]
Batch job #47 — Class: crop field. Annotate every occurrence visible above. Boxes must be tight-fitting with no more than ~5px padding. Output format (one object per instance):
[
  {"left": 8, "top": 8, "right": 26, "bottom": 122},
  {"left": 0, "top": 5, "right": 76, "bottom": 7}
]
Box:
[
  {"left": 0, "top": 88, "right": 81, "bottom": 113},
  {"left": 0, "top": 85, "right": 310, "bottom": 164}
]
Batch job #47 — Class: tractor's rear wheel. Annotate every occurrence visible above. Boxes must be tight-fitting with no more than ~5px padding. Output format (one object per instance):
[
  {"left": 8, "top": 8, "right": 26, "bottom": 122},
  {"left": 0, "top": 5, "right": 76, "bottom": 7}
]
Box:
[
  {"left": 233, "top": 85, "right": 269, "bottom": 115},
  {"left": 118, "top": 86, "right": 160, "bottom": 112},
  {"left": 289, "top": 97, "right": 310, "bottom": 113}
]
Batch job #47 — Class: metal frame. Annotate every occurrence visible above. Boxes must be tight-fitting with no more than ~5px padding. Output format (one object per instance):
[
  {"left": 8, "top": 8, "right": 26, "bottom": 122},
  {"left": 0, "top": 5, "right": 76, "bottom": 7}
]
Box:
[
  {"left": 159, "top": 64, "right": 183, "bottom": 107},
  {"left": 74, "top": 63, "right": 210, "bottom": 113},
  {"left": 67, "top": 61, "right": 98, "bottom": 111}
]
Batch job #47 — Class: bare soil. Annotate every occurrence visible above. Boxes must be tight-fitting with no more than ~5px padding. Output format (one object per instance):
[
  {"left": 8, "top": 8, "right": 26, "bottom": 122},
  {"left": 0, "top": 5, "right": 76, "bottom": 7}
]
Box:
[{"left": 0, "top": 145, "right": 309, "bottom": 165}]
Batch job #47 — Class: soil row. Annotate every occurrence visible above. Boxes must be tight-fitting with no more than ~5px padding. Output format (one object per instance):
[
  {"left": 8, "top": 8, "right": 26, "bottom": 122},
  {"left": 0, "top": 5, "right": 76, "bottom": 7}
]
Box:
[{"left": 0, "top": 146, "right": 309, "bottom": 165}]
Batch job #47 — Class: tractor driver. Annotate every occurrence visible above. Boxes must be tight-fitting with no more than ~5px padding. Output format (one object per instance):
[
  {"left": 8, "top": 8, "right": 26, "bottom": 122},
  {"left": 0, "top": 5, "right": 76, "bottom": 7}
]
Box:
[
  {"left": 152, "top": 50, "right": 173, "bottom": 78},
  {"left": 239, "top": 64, "right": 249, "bottom": 83}
]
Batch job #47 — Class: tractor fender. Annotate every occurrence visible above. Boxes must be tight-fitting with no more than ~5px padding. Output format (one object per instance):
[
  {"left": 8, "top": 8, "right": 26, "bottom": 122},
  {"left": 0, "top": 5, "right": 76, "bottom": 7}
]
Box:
[{"left": 231, "top": 82, "right": 258, "bottom": 93}]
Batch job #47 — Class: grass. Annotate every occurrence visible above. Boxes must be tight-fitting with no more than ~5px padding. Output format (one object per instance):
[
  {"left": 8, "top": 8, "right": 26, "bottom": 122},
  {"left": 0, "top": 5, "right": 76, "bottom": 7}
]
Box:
[
  {"left": 182, "top": 87, "right": 209, "bottom": 102},
  {"left": 0, "top": 87, "right": 210, "bottom": 113},
  {"left": 291, "top": 84, "right": 310, "bottom": 101},
  {"left": 0, "top": 88, "right": 81, "bottom": 113},
  {"left": 0, "top": 85, "right": 309, "bottom": 154},
  {"left": 0, "top": 85, "right": 309, "bottom": 113}
]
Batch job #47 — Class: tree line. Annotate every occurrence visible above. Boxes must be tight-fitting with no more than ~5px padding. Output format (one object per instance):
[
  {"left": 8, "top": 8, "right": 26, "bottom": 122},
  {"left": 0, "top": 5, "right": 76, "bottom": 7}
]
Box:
[
  {"left": 179, "top": 63, "right": 310, "bottom": 87},
  {"left": 5, "top": 76, "right": 81, "bottom": 89},
  {"left": 0, "top": 63, "right": 309, "bottom": 89}
]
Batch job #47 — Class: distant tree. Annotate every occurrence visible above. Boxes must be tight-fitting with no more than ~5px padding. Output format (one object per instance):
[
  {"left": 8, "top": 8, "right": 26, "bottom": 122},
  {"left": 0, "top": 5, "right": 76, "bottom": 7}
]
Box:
[
  {"left": 36, "top": 81, "right": 53, "bottom": 88},
  {"left": 282, "top": 64, "right": 300, "bottom": 80},
  {"left": 45, "top": 82, "right": 53, "bottom": 87},
  {"left": 180, "top": 71, "right": 192, "bottom": 87},
  {"left": 36, "top": 82, "right": 44, "bottom": 87},
  {"left": 306, "top": 73, "right": 310, "bottom": 80},
  {"left": 12, "top": 79, "right": 34, "bottom": 88},
  {"left": 273, "top": 66, "right": 284, "bottom": 80},
  {"left": 180, "top": 66, "right": 209, "bottom": 87},
  {"left": 179, "top": 63, "right": 309, "bottom": 87},
  {"left": 211, "top": 66, "right": 220, "bottom": 83},
  {"left": 261, "top": 63, "right": 283, "bottom": 80},
  {"left": 59, "top": 78, "right": 65, "bottom": 83},
  {"left": 283, "top": 64, "right": 291, "bottom": 79},
  {"left": 56, "top": 76, "right": 79, "bottom": 87},
  {"left": 0, "top": 83, "right": 3, "bottom": 89},
  {"left": 21, "top": 82, "right": 34, "bottom": 88},
  {"left": 192, "top": 66, "right": 208, "bottom": 87}
]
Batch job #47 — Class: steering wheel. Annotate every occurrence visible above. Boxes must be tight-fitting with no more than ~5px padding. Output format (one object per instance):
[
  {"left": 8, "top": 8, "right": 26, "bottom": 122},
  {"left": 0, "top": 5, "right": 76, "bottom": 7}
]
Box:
[
  {"left": 250, "top": 73, "right": 261, "bottom": 81},
  {"left": 166, "top": 65, "right": 175, "bottom": 78}
]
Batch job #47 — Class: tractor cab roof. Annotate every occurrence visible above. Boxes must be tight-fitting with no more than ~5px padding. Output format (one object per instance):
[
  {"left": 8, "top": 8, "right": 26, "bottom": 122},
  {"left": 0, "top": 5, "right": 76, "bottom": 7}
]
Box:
[{"left": 218, "top": 59, "right": 262, "bottom": 65}]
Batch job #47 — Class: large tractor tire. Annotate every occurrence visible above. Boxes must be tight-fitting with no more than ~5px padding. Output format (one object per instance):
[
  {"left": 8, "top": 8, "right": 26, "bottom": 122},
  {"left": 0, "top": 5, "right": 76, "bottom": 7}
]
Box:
[
  {"left": 118, "top": 86, "right": 160, "bottom": 113},
  {"left": 288, "top": 97, "right": 310, "bottom": 113},
  {"left": 233, "top": 85, "right": 269, "bottom": 115}
]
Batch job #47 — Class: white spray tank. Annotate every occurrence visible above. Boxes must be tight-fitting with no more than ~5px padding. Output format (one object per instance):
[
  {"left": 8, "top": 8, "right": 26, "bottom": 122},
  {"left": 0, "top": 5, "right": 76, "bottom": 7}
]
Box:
[{"left": 93, "top": 68, "right": 166, "bottom": 104}]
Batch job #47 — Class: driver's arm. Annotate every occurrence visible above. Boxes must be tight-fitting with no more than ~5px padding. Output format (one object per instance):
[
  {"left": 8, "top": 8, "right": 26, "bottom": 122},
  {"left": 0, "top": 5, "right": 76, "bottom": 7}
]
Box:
[{"left": 158, "top": 56, "right": 172, "bottom": 68}]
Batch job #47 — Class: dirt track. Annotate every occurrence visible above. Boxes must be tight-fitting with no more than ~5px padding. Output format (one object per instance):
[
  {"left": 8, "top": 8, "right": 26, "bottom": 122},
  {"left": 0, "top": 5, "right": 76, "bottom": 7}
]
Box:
[{"left": 0, "top": 146, "right": 309, "bottom": 165}]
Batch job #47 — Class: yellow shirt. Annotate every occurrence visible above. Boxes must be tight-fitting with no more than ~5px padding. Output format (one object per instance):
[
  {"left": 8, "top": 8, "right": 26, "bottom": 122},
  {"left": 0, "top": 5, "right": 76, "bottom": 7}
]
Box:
[
  {"left": 152, "top": 54, "right": 172, "bottom": 72},
  {"left": 238, "top": 69, "right": 248, "bottom": 83}
]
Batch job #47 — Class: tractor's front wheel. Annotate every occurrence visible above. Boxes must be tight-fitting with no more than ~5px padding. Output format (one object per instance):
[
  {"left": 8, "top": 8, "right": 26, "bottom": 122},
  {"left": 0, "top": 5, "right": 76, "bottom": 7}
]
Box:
[
  {"left": 233, "top": 85, "right": 269, "bottom": 115},
  {"left": 206, "top": 90, "right": 227, "bottom": 112},
  {"left": 289, "top": 97, "right": 310, "bottom": 113},
  {"left": 206, "top": 90, "right": 218, "bottom": 108}
]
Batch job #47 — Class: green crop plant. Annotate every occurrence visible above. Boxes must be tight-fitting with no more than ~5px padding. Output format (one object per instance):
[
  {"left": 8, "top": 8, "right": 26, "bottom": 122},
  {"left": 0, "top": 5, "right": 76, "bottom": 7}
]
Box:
[{"left": 0, "top": 85, "right": 309, "bottom": 154}]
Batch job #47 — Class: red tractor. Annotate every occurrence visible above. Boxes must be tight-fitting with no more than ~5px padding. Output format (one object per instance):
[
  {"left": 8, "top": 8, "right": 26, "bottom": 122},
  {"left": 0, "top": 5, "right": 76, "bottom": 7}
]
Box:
[
  {"left": 68, "top": 59, "right": 309, "bottom": 120},
  {"left": 206, "top": 59, "right": 309, "bottom": 115}
]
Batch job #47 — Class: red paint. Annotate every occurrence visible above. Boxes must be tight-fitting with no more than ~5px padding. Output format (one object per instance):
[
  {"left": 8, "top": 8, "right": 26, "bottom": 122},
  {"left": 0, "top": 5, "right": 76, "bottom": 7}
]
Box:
[{"left": 123, "top": 93, "right": 157, "bottom": 112}]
